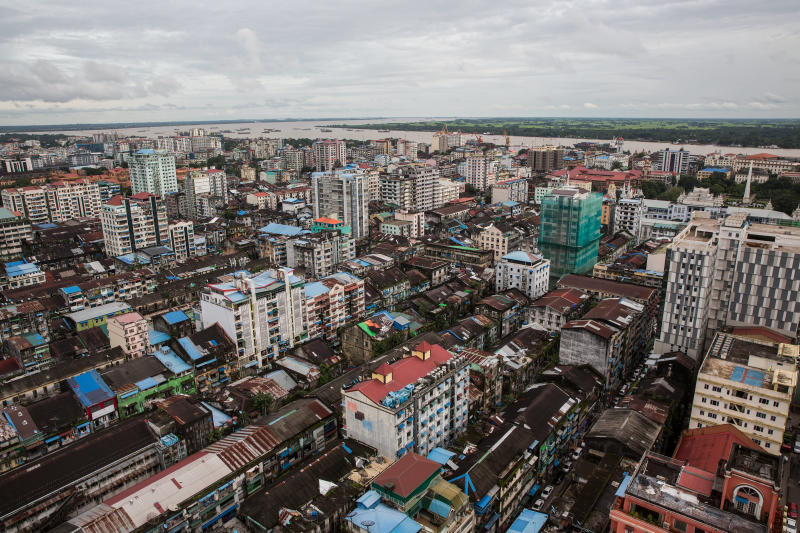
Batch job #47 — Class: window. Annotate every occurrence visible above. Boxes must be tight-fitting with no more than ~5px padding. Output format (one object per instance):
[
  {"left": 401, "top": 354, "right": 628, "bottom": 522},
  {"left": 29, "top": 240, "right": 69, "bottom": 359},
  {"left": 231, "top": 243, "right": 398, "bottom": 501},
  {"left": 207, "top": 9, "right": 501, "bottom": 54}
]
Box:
[
  {"left": 704, "top": 383, "right": 709, "bottom": 390},
  {"left": 771, "top": 415, "right": 777, "bottom": 422},
  {"left": 773, "top": 401, "right": 780, "bottom": 407},
  {"left": 712, "top": 386, "right": 722, "bottom": 393},
  {"left": 701, "top": 397, "right": 707, "bottom": 403},
  {"left": 710, "top": 400, "right": 719, "bottom": 406},
  {"left": 759, "top": 398, "right": 769, "bottom": 405},
  {"left": 756, "top": 412, "right": 766, "bottom": 419},
  {"left": 753, "top": 425, "right": 763, "bottom": 432},
  {"left": 673, "top": 519, "right": 688, "bottom": 532}
]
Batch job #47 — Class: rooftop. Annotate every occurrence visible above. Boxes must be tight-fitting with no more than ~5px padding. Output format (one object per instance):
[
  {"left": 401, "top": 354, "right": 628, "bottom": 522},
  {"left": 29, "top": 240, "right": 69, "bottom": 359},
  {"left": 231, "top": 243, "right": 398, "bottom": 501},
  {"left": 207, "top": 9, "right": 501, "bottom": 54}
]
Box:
[
  {"left": 673, "top": 424, "right": 764, "bottom": 474},
  {"left": 67, "top": 369, "right": 115, "bottom": 408},
  {"left": 557, "top": 274, "right": 655, "bottom": 301},
  {"left": 701, "top": 332, "right": 798, "bottom": 390},
  {"left": 373, "top": 452, "right": 442, "bottom": 498}
]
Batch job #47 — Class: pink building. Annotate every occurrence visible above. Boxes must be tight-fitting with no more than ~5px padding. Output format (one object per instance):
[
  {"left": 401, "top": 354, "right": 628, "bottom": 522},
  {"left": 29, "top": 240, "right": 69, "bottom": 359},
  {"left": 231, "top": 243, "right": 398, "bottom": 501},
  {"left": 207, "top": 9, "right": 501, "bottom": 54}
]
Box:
[{"left": 107, "top": 311, "right": 149, "bottom": 358}]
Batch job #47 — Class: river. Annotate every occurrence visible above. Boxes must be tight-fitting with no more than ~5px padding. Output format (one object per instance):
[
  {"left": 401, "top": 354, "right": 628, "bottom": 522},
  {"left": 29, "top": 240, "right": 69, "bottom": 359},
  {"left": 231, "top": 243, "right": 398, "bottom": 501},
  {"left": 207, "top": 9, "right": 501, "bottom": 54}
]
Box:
[{"left": 30, "top": 118, "right": 800, "bottom": 158}]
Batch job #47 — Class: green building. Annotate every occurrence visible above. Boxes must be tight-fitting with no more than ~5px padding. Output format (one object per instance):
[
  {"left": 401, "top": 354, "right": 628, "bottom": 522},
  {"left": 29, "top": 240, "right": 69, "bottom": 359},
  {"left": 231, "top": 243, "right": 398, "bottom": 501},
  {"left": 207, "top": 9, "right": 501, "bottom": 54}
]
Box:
[{"left": 538, "top": 188, "right": 602, "bottom": 278}]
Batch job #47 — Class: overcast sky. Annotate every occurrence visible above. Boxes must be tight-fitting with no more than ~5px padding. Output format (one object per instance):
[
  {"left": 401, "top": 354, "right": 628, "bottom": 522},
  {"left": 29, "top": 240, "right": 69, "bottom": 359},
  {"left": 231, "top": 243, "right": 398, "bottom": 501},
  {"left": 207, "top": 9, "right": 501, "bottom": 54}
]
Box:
[{"left": 1, "top": 0, "right": 798, "bottom": 125}]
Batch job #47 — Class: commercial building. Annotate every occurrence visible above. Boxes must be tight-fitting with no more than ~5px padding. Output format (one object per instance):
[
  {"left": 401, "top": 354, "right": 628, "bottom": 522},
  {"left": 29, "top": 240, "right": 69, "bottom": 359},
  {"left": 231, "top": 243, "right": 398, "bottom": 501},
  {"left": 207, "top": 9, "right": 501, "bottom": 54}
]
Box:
[
  {"left": 491, "top": 178, "right": 529, "bottom": 204},
  {"left": 343, "top": 341, "right": 469, "bottom": 459},
  {"left": 311, "top": 169, "right": 369, "bottom": 239},
  {"left": 200, "top": 268, "right": 307, "bottom": 369},
  {"left": 0, "top": 208, "right": 32, "bottom": 260},
  {"left": 100, "top": 193, "right": 170, "bottom": 258},
  {"left": 655, "top": 212, "right": 800, "bottom": 360},
  {"left": 129, "top": 149, "right": 178, "bottom": 196},
  {"left": 494, "top": 251, "right": 550, "bottom": 300},
  {"left": 688, "top": 331, "right": 798, "bottom": 454},
  {"left": 528, "top": 145, "right": 565, "bottom": 172},
  {"left": 538, "top": 188, "right": 602, "bottom": 278},
  {"left": 312, "top": 139, "right": 347, "bottom": 171},
  {"left": 107, "top": 311, "right": 149, "bottom": 359}
]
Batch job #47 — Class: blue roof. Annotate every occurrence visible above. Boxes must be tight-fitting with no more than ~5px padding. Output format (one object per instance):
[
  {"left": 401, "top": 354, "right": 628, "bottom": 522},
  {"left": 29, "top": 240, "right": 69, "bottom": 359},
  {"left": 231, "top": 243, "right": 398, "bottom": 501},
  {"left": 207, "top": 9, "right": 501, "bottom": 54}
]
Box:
[
  {"left": 152, "top": 347, "right": 192, "bottom": 374},
  {"left": 304, "top": 281, "right": 330, "bottom": 299},
  {"left": 508, "top": 509, "right": 548, "bottom": 533},
  {"left": 201, "top": 401, "right": 232, "bottom": 428},
  {"left": 357, "top": 490, "right": 381, "bottom": 509},
  {"left": 347, "top": 500, "right": 422, "bottom": 533},
  {"left": 62, "top": 285, "right": 82, "bottom": 295},
  {"left": 34, "top": 222, "right": 58, "bottom": 229},
  {"left": 162, "top": 310, "right": 190, "bottom": 325},
  {"left": 258, "top": 222, "right": 309, "bottom": 236},
  {"left": 615, "top": 473, "right": 633, "bottom": 497},
  {"left": 502, "top": 250, "right": 540, "bottom": 263},
  {"left": 22, "top": 333, "right": 46, "bottom": 346},
  {"left": 136, "top": 148, "right": 156, "bottom": 155},
  {"left": 427, "top": 447, "right": 456, "bottom": 465},
  {"left": 178, "top": 337, "right": 204, "bottom": 361},
  {"left": 427, "top": 498, "right": 451, "bottom": 518},
  {"left": 701, "top": 167, "right": 729, "bottom": 173},
  {"left": 67, "top": 370, "right": 115, "bottom": 408},
  {"left": 149, "top": 329, "right": 171, "bottom": 345},
  {"left": 134, "top": 377, "right": 159, "bottom": 391},
  {"left": 500, "top": 201, "right": 520, "bottom": 207},
  {"left": 5, "top": 261, "right": 40, "bottom": 277}
]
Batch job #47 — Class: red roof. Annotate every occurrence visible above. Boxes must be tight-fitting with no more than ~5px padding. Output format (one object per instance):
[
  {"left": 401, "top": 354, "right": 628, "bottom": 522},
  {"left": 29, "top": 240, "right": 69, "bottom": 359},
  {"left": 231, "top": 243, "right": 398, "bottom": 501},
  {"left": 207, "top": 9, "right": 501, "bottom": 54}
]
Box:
[
  {"left": 374, "top": 363, "right": 392, "bottom": 376},
  {"left": 730, "top": 326, "right": 793, "bottom": 345},
  {"left": 349, "top": 343, "right": 453, "bottom": 404},
  {"left": 105, "top": 195, "right": 124, "bottom": 206},
  {"left": 373, "top": 452, "right": 441, "bottom": 498},
  {"left": 0, "top": 358, "right": 21, "bottom": 376},
  {"left": 677, "top": 465, "right": 715, "bottom": 496},
  {"left": 313, "top": 217, "right": 343, "bottom": 225},
  {"left": 673, "top": 424, "right": 763, "bottom": 474},
  {"left": 130, "top": 192, "right": 154, "bottom": 200}
]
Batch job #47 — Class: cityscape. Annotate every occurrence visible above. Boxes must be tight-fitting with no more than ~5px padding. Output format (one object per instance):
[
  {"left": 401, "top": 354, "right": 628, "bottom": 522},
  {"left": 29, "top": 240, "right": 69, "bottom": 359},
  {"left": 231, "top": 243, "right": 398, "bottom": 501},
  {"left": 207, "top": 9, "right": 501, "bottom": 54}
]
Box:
[{"left": 2, "top": 2, "right": 800, "bottom": 533}]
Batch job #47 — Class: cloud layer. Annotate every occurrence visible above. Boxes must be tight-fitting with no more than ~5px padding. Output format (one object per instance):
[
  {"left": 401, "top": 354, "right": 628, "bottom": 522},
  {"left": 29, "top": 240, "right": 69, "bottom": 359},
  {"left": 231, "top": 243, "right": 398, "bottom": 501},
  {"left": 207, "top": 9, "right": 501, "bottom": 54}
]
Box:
[{"left": 0, "top": 0, "right": 798, "bottom": 124}]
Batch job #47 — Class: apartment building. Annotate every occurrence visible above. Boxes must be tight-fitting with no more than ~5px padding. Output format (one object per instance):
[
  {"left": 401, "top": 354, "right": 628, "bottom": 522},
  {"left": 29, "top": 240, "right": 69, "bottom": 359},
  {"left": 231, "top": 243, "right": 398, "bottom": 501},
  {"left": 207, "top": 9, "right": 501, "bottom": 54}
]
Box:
[
  {"left": 476, "top": 222, "right": 521, "bottom": 264},
  {"left": 437, "top": 178, "right": 461, "bottom": 206},
  {"left": 655, "top": 212, "right": 800, "bottom": 360},
  {"left": 528, "top": 146, "right": 565, "bottom": 172},
  {"left": 380, "top": 174, "right": 414, "bottom": 210},
  {"left": 494, "top": 251, "right": 551, "bottom": 300},
  {"left": 394, "top": 209, "right": 425, "bottom": 238},
  {"left": 312, "top": 139, "right": 347, "bottom": 171},
  {"left": 0, "top": 208, "right": 32, "bottom": 260},
  {"left": 168, "top": 220, "right": 196, "bottom": 262},
  {"left": 464, "top": 156, "right": 497, "bottom": 190},
  {"left": 614, "top": 197, "right": 644, "bottom": 243},
  {"left": 689, "top": 331, "right": 798, "bottom": 454},
  {"left": 311, "top": 169, "right": 369, "bottom": 239},
  {"left": 528, "top": 288, "right": 590, "bottom": 332},
  {"left": 129, "top": 149, "right": 178, "bottom": 196},
  {"left": 343, "top": 341, "right": 469, "bottom": 459},
  {"left": 107, "top": 311, "right": 149, "bottom": 359},
  {"left": 304, "top": 271, "right": 366, "bottom": 342},
  {"left": 491, "top": 178, "right": 529, "bottom": 204},
  {"left": 280, "top": 147, "right": 305, "bottom": 172},
  {"left": 184, "top": 168, "right": 227, "bottom": 219},
  {"left": 651, "top": 147, "right": 691, "bottom": 174},
  {"left": 286, "top": 230, "right": 356, "bottom": 279},
  {"left": 200, "top": 268, "right": 307, "bottom": 369},
  {"left": 100, "top": 193, "right": 170, "bottom": 258},
  {"left": 1, "top": 180, "right": 102, "bottom": 223}
]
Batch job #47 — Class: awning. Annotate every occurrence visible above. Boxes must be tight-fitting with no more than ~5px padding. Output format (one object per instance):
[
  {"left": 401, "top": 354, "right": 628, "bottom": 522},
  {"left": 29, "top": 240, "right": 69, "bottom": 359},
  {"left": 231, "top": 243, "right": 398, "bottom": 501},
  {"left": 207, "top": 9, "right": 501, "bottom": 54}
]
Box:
[{"left": 484, "top": 512, "right": 500, "bottom": 530}]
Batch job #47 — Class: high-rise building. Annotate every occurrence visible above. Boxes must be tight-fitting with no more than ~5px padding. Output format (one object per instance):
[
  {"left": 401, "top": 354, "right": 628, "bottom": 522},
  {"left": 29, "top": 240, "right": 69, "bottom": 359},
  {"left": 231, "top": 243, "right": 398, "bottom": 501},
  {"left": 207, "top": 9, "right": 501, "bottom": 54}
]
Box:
[
  {"left": 168, "top": 221, "right": 196, "bottom": 263},
  {"left": 538, "top": 188, "right": 602, "bottom": 278},
  {"left": 464, "top": 156, "right": 497, "bottom": 191},
  {"left": 0, "top": 208, "right": 32, "bottom": 260},
  {"left": 495, "top": 251, "right": 551, "bottom": 300},
  {"left": 304, "top": 271, "right": 366, "bottom": 342},
  {"left": 1, "top": 180, "right": 102, "bottom": 223},
  {"left": 379, "top": 175, "right": 414, "bottom": 210},
  {"left": 614, "top": 197, "right": 645, "bottom": 243},
  {"left": 200, "top": 268, "right": 307, "bottom": 368},
  {"left": 312, "top": 139, "right": 347, "bottom": 171},
  {"left": 311, "top": 170, "right": 369, "bottom": 239},
  {"left": 280, "top": 148, "right": 305, "bottom": 173},
  {"left": 184, "top": 168, "right": 227, "bottom": 219},
  {"left": 100, "top": 193, "right": 170, "bottom": 258},
  {"left": 342, "top": 340, "right": 469, "bottom": 458},
  {"left": 286, "top": 229, "right": 356, "bottom": 279},
  {"left": 491, "top": 178, "right": 529, "bottom": 204},
  {"left": 528, "top": 146, "right": 565, "bottom": 172},
  {"left": 651, "top": 147, "right": 690, "bottom": 174},
  {"left": 655, "top": 212, "right": 800, "bottom": 360},
  {"left": 129, "top": 149, "right": 178, "bottom": 197}
]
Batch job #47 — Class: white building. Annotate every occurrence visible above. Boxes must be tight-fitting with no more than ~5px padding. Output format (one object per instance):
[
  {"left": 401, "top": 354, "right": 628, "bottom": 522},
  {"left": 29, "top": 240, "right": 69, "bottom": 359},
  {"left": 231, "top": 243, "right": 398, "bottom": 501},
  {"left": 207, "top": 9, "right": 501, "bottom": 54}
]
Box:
[
  {"left": 495, "top": 251, "right": 550, "bottom": 300},
  {"left": 437, "top": 179, "right": 461, "bottom": 206},
  {"left": 689, "top": 331, "right": 798, "bottom": 455},
  {"left": 129, "top": 149, "right": 178, "bottom": 197},
  {"left": 655, "top": 212, "right": 800, "bottom": 361},
  {"left": 651, "top": 148, "right": 690, "bottom": 174},
  {"left": 614, "top": 197, "right": 644, "bottom": 243},
  {"left": 491, "top": 178, "right": 528, "bottom": 204},
  {"left": 100, "top": 194, "right": 170, "bottom": 258},
  {"left": 464, "top": 156, "right": 497, "bottom": 191},
  {"left": 184, "top": 168, "right": 227, "bottom": 219},
  {"left": 0, "top": 208, "right": 32, "bottom": 260},
  {"left": 168, "top": 221, "right": 196, "bottom": 263},
  {"left": 311, "top": 170, "right": 369, "bottom": 239},
  {"left": 342, "top": 340, "right": 469, "bottom": 459},
  {"left": 312, "top": 139, "right": 347, "bottom": 171},
  {"left": 107, "top": 311, "right": 148, "bottom": 359},
  {"left": 200, "top": 268, "right": 307, "bottom": 369},
  {"left": 1, "top": 179, "right": 102, "bottom": 223},
  {"left": 394, "top": 209, "right": 425, "bottom": 238}
]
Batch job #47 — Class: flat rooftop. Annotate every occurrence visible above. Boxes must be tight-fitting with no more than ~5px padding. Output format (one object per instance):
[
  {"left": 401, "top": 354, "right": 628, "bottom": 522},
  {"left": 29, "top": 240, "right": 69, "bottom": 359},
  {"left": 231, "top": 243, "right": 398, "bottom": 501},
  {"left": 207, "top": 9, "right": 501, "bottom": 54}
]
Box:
[{"left": 701, "top": 333, "right": 798, "bottom": 390}]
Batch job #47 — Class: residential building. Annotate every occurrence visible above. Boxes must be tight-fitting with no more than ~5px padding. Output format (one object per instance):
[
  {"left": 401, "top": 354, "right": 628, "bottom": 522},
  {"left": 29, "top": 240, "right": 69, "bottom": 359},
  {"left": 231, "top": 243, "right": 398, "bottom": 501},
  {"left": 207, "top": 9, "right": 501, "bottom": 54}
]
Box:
[
  {"left": 1, "top": 186, "right": 49, "bottom": 223},
  {"left": 100, "top": 193, "right": 170, "bottom": 258},
  {"left": 380, "top": 218, "right": 413, "bottom": 237},
  {"left": 688, "top": 331, "right": 798, "bottom": 454},
  {"left": 491, "top": 178, "right": 528, "bottom": 204},
  {"left": 1, "top": 180, "right": 102, "bottom": 223},
  {"left": 394, "top": 209, "right": 425, "bottom": 238},
  {"left": 465, "top": 156, "right": 497, "bottom": 190},
  {"left": 0, "top": 208, "right": 31, "bottom": 260},
  {"left": 422, "top": 242, "right": 493, "bottom": 269},
  {"left": 655, "top": 212, "right": 800, "bottom": 360},
  {"left": 304, "top": 271, "right": 365, "bottom": 343},
  {"left": 651, "top": 147, "right": 690, "bottom": 174},
  {"left": 538, "top": 188, "right": 602, "bottom": 278},
  {"left": 528, "top": 145, "right": 565, "bottom": 172},
  {"left": 64, "top": 301, "right": 132, "bottom": 331},
  {"left": 184, "top": 168, "right": 227, "bottom": 219},
  {"left": 528, "top": 287, "right": 590, "bottom": 332},
  {"left": 476, "top": 222, "right": 521, "bottom": 264},
  {"left": 2, "top": 260, "right": 45, "bottom": 290},
  {"left": 343, "top": 341, "right": 469, "bottom": 458},
  {"left": 168, "top": 220, "right": 196, "bottom": 262},
  {"left": 311, "top": 169, "right": 369, "bottom": 239},
  {"left": 129, "top": 148, "right": 178, "bottom": 196},
  {"left": 494, "top": 251, "right": 550, "bottom": 300},
  {"left": 402, "top": 256, "right": 449, "bottom": 286},
  {"left": 2, "top": 332, "right": 50, "bottom": 372},
  {"left": 437, "top": 178, "right": 461, "bottom": 206},
  {"left": 312, "top": 139, "right": 347, "bottom": 171},
  {"left": 286, "top": 230, "right": 356, "bottom": 279},
  {"left": 614, "top": 197, "right": 644, "bottom": 243},
  {"left": 475, "top": 291, "right": 529, "bottom": 338},
  {"left": 200, "top": 268, "right": 307, "bottom": 369},
  {"left": 107, "top": 311, "right": 149, "bottom": 359}
]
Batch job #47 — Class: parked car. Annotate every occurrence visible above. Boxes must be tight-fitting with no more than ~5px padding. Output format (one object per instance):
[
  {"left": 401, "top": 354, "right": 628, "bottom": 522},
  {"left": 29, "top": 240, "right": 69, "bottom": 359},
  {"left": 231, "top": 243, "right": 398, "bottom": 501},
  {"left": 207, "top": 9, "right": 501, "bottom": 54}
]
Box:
[
  {"left": 794, "top": 440, "right": 800, "bottom": 454},
  {"left": 533, "top": 499, "right": 545, "bottom": 511},
  {"left": 787, "top": 517, "right": 797, "bottom": 533},
  {"left": 782, "top": 443, "right": 793, "bottom": 454},
  {"left": 789, "top": 502, "right": 798, "bottom": 519},
  {"left": 542, "top": 485, "right": 554, "bottom": 499},
  {"left": 571, "top": 447, "right": 583, "bottom": 461}
]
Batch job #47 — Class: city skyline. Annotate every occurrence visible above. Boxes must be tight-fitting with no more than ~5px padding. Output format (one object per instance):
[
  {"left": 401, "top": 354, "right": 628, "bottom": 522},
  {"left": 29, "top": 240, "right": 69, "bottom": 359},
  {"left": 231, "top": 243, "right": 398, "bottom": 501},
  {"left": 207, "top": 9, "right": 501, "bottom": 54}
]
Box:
[{"left": 1, "top": 0, "right": 799, "bottom": 125}]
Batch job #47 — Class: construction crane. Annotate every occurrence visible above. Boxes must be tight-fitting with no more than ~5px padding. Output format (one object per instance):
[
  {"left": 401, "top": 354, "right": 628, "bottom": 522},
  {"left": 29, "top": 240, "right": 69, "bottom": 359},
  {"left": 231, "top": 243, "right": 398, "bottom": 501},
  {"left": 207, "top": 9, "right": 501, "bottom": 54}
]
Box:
[{"left": 504, "top": 130, "right": 510, "bottom": 149}]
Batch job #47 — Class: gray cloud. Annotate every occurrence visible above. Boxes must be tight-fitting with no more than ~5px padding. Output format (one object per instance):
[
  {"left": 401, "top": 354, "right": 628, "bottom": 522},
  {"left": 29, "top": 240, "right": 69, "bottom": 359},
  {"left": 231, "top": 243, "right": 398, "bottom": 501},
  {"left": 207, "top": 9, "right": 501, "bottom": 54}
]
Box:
[{"left": 0, "top": 0, "right": 798, "bottom": 124}]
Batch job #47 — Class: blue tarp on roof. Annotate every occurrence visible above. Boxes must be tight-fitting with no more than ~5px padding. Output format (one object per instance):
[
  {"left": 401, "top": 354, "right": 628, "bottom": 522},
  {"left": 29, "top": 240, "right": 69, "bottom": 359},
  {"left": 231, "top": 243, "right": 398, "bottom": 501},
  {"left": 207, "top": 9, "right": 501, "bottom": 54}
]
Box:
[
  {"left": 149, "top": 329, "right": 171, "bottom": 345},
  {"left": 507, "top": 509, "right": 547, "bottom": 533},
  {"left": 346, "top": 501, "right": 422, "bottom": 533},
  {"left": 134, "top": 377, "right": 158, "bottom": 391},
  {"left": 615, "top": 474, "right": 632, "bottom": 497},
  {"left": 5, "top": 261, "right": 40, "bottom": 277},
  {"left": 304, "top": 281, "right": 330, "bottom": 299},
  {"left": 62, "top": 285, "right": 82, "bottom": 295},
  {"left": 357, "top": 490, "right": 381, "bottom": 509},
  {"left": 427, "top": 447, "right": 456, "bottom": 465},
  {"left": 427, "top": 498, "right": 451, "bottom": 519},
  {"left": 162, "top": 310, "right": 189, "bottom": 325},
  {"left": 68, "top": 369, "right": 114, "bottom": 408},
  {"left": 201, "top": 401, "right": 232, "bottom": 428},
  {"left": 178, "top": 337, "right": 204, "bottom": 361},
  {"left": 153, "top": 347, "right": 192, "bottom": 374}
]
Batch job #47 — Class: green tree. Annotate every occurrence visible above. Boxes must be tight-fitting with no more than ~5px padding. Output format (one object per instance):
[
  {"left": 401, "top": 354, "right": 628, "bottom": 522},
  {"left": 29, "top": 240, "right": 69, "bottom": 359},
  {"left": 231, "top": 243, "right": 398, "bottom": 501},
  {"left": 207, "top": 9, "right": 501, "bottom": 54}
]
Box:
[
  {"left": 611, "top": 160, "right": 624, "bottom": 170},
  {"left": 252, "top": 392, "right": 274, "bottom": 416},
  {"left": 658, "top": 186, "right": 684, "bottom": 202}
]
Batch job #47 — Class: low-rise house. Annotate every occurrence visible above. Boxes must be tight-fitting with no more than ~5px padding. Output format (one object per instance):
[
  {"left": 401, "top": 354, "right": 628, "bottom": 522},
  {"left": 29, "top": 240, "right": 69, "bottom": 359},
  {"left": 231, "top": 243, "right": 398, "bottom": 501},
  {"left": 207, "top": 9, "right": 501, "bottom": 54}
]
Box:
[
  {"left": 528, "top": 288, "right": 590, "bottom": 332},
  {"left": 460, "top": 348, "right": 503, "bottom": 414},
  {"left": 438, "top": 314, "right": 498, "bottom": 351},
  {"left": 365, "top": 267, "right": 411, "bottom": 310},
  {"left": 2, "top": 332, "right": 50, "bottom": 372},
  {"left": 402, "top": 256, "right": 450, "bottom": 286},
  {"left": 146, "top": 395, "right": 214, "bottom": 454},
  {"left": 63, "top": 301, "right": 132, "bottom": 331},
  {"left": 152, "top": 309, "right": 194, "bottom": 338},
  {"left": 342, "top": 310, "right": 424, "bottom": 364},
  {"left": 475, "top": 290, "right": 529, "bottom": 338},
  {"left": 106, "top": 311, "right": 148, "bottom": 359},
  {"left": 67, "top": 369, "right": 118, "bottom": 430}
]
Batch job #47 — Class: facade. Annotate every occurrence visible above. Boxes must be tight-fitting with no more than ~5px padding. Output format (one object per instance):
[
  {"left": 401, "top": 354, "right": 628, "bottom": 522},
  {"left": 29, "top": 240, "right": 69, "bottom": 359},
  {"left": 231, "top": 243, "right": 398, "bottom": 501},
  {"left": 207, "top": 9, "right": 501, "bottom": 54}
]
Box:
[
  {"left": 184, "top": 168, "right": 227, "bottom": 219},
  {"left": 394, "top": 209, "right": 425, "bottom": 238},
  {"left": 528, "top": 287, "right": 590, "bottom": 332},
  {"left": 1, "top": 180, "right": 102, "bottom": 223},
  {"left": 168, "top": 220, "right": 196, "bottom": 263},
  {"left": 312, "top": 139, "right": 347, "bottom": 171},
  {"left": 491, "top": 178, "right": 528, "bottom": 204},
  {"left": 100, "top": 194, "right": 170, "bottom": 258},
  {"left": 538, "top": 188, "right": 602, "bottom": 278},
  {"left": 380, "top": 174, "right": 414, "bottom": 210},
  {"left": 380, "top": 218, "right": 414, "bottom": 237},
  {"left": 614, "top": 197, "right": 644, "bottom": 244},
  {"left": 286, "top": 231, "right": 356, "bottom": 279},
  {"left": 201, "top": 268, "right": 307, "bottom": 369},
  {"left": 689, "top": 332, "right": 798, "bottom": 454},
  {"left": 476, "top": 223, "right": 520, "bottom": 264},
  {"left": 311, "top": 170, "right": 369, "bottom": 239},
  {"left": 0, "top": 208, "right": 31, "bottom": 260},
  {"left": 528, "top": 145, "right": 565, "bottom": 172},
  {"left": 129, "top": 149, "right": 178, "bottom": 196},
  {"left": 107, "top": 311, "right": 149, "bottom": 359},
  {"left": 655, "top": 212, "right": 800, "bottom": 360},
  {"left": 304, "top": 271, "right": 366, "bottom": 343},
  {"left": 343, "top": 341, "right": 469, "bottom": 459},
  {"left": 494, "top": 251, "right": 550, "bottom": 300},
  {"left": 2, "top": 332, "right": 50, "bottom": 372},
  {"left": 465, "top": 156, "right": 497, "bottom": 190},
  {"left": 651, "top": 147, "right": 690, "bottom": 174}
]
